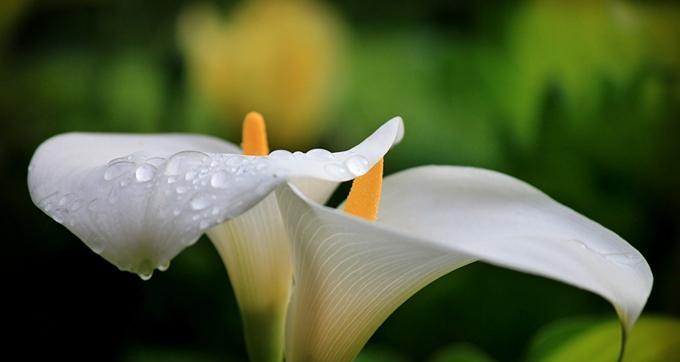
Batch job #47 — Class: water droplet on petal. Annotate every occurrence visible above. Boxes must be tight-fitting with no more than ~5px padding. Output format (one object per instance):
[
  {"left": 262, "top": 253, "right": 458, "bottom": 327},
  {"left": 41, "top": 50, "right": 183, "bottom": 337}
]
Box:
[
  {"left": 604, "top": 252, "right": 642, "bottom": 266},
  {"left": 90, "top": 241, "right": 104, "bottom": 254},
  {"left": 226, "top": 155, "right": 245, "bottom": 166},
  {"left": 345, "top": 155, "right": 369, "bottom": 176},
  {"left": 324, "top": 163, "right": 351, "bottom": 179},
  {"left": 135, "top": 164, "right": 156, "bottom": 183},
  {"left": 52, "top": 212, "right": 65, "bottom": 224},
  {"left": 185, "top": 170, "right": 197, "bottom": 181},
  {"left": 87, "top": 200, "right": 98, "bottom": 211},
  {"left": 269, "top": 150, "right": 293, "bottom": 159},
  {"left": 69, "top": 200, "right": 83, "bottom": 212},
  {"left": 307, "top": 148, "right": 333, "bottom": 160},
  {"left": 165, "top": 151, "right": 209, "bottom": 176},
  {"left": 138, "top": 272, "right": 153, "bottom": 281},
  {"left": 176, "top": 185, "right": 191, "bottom": 194},
  {"left": 158, "top": 261, "right": 170, "bottom": 272},
  {"left": 190, "top": 194, "right": 212, "bottom": 210},
  {"left": 145, "top": 157, "right": 166, "bottom": 167},
  {"left": 104, "top": 161, "right": 135, "bottom": 181},
  {"left": 210, "top": 171, "right": 229, "bottom": 188}
]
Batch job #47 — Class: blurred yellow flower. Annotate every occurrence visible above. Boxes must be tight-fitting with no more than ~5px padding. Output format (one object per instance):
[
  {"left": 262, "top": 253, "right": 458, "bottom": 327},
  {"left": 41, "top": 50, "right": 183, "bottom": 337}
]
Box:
[{"left": 178, "top": 0, "right": 345, "bottom": 148}]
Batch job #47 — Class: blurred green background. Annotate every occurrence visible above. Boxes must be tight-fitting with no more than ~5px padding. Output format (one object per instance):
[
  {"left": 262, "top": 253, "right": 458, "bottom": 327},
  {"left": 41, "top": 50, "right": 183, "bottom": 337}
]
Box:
[{"left": 3, "top": 0, "right": 679, "bottom": 361}]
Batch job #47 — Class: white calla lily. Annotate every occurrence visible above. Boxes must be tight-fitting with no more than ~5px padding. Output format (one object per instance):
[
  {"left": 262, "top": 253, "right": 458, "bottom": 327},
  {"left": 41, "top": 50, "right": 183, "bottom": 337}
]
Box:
[
  {"left": 27, "top": 117, "right": 404, "bottom": 280},
  {"left": 275, "top": 166, "right": 653, "bottom": 362}
]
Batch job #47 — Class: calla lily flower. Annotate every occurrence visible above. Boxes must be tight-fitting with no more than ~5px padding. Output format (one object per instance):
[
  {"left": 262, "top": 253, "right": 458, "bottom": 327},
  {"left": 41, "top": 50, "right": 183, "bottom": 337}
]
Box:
[
  {"left": 28, "top": 113, "right": 403, "bottom": 362},
  {"left": 274, "top": 162, "right": 653, "bottom": 361},
  {"left": 28, "top": 113, "right": 652, "bottom": 362}
]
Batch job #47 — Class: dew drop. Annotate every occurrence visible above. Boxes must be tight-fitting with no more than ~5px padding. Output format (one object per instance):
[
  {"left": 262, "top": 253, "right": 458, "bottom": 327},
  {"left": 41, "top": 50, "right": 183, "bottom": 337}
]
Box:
[
  {"left": 158, "top": 261, "right": 170, "bottom": 272},
  {"left": 345, "top": 155, "right": 369, "bottom": 176},
  {"left": 135, "top": 164, "right": 156, "bottom": 183},
  {"left": 165, "top": 151, "right": 209, "bottom": 176},
  {"left": 52, "top": 211, "right": 65, "bottom": 224},
  {"left": 570, "top": 239, "right": 589, "bottom": 250},
  {"left": 104, "top": 161, "right": 134, "bottom": 181},
  {"left": 210, "top": 171, "right": 229, "bottom": 188},
  {"left": 226, "top": 155, "right": 245, "bottom": 166},
  {"left": 120, "top": 178, "right": 131, "bottom": 187},
  {"left": 307, "top": 148, "right": 333, "bottom": 160},
  {"left": 88, "top": 237, "right": 104, "bottom": 254},
  {"left": 145, "top": 157, "right": 166, "bottom": 167},
  {"left": 69, "top": 200, "right": 83, "bottom": 212},
  {"left": 185, "top": 170, "right": 197, "bottom": 181},
  {"left": 176, "top": 185, "right": 191, "bottom": 194},
  {"left": 190, "top": 194, "right": 212, "bottom": 210},
  {"left": 87, "top": 200, "right": 98, "bottom": 212},
  {"left": 324, "top": 163, "right": 351, "bottom": 179},
  {"left": 138, "top": 272, "right": 153, "bottom": 281},
  {"left": 604, "top": 252, "right": 642, "bottom": 266},
  {"left": 199, "top": 220, "right": 209, "bottom": 229},
  {"left": 269, "top": 150, "right": 293, "bottom": 159}
]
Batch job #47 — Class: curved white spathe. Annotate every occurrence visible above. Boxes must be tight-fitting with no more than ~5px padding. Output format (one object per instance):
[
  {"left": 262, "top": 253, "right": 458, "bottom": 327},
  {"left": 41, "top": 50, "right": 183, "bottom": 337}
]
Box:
[
  {"left": 275, "top": 166, "right": 652, "bottom": 362},
  {"left": 27, "top": 117, "right": 404, "bottom": 278}
]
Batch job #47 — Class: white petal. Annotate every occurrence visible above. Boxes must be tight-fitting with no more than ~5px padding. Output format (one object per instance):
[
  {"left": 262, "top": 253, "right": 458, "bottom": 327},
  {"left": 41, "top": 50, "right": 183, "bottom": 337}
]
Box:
[
  {"left": 265, "top": 116, "right": 403, "bottom": 181},
  {"left": 289, "top": 177, "right": 339, "bottom": 204},
  {"left": 378, "top": 166, "right": 652, "bottom": 330},
  {"left": 28, "top": 117, "right": 402, "bottom": 277},
  {"left": 276, "top": 184, "right": 471, "bottom": 361},
  {"left": 275, "top": 166, "right": 652, "bottom": 361},
  {"left": 207, "top": 194, "right": 289, "bottom": 361}
]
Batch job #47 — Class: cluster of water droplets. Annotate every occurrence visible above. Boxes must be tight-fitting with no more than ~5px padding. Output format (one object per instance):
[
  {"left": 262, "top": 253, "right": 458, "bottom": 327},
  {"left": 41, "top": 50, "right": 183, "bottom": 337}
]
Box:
[
  {"left": 268, "top": 148, "right": 371, "bottom": 179},
  {"left": 37, "top": 144, "right": 379, "bottom": 281},
  {"left": 158, "top": 151, "right": 282, "bottom": 230},
  {"left": 39, "top": 192, "right": 83, "bottom": 226}
]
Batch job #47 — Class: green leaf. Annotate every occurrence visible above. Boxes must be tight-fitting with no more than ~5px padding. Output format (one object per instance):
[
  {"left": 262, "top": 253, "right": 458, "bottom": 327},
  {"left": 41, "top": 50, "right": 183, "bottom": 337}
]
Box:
[{"left": 527, "top": 316, "right": 680, "bottom": 362}]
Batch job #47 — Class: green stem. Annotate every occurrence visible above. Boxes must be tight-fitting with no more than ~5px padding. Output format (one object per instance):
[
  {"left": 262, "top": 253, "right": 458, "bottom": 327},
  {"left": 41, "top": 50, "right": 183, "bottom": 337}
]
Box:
[{"left": 241, "top": 307, "right": 286, "bottom": 362}]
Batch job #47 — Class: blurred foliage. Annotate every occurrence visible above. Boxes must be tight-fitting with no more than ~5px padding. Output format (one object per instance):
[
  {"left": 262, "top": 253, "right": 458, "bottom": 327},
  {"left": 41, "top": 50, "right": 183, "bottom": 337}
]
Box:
[
  {"left": 2, "top": 0, "right": 679, "bottom": 361},
  {"left": 527, "top": 316, "right": 680, "bottom": 362},
  {"left": 429, "top": 344, "right": 495, "bottom": 362}
]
